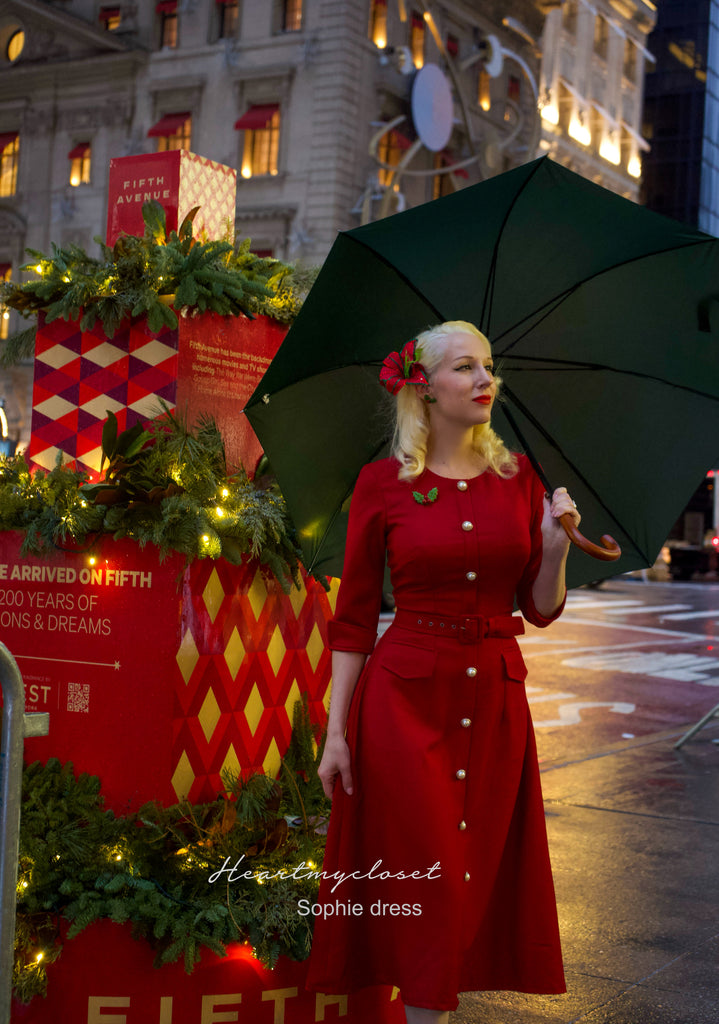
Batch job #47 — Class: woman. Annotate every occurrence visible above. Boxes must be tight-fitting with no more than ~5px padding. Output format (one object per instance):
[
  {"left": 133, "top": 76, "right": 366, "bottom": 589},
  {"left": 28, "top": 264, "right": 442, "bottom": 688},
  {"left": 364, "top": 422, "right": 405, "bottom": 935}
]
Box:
[{"left": 306, "top": 321, "right": 579, "bottom": 1023}]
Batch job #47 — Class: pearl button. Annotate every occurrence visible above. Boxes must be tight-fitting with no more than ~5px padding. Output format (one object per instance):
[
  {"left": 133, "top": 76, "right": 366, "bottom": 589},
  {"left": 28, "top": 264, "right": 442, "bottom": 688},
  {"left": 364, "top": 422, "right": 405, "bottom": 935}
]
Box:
[
  {"left": 457, "top": 480, "right": 468, "bottom": 491},
  {"left": 466, "top": 666, "right": 477, "bottom": 677},
  {"left": 466, "top": 571, "right": 477, "bottom": 581},
  {"left": 458, "top": 820, "right": 467, "bottom": 831},
  {"left": 456, "top": 769, "right": 466, "bottom": 780},
  {"left": 461, "top": 718, "right": 471, "bottom": 728},
  {"left": 464, "top": 872, "right": 471, "bottom": 882},
  {"left": 461, "top": 520, "right": 474, "bottom": 531}
]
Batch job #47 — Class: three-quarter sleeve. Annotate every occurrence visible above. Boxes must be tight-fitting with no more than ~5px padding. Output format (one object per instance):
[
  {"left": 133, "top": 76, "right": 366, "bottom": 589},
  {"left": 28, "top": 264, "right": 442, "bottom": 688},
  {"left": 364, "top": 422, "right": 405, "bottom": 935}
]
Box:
[
  {"left": 327, "top": 461, "right": 387, "bottom": 653},
  {"left": 515, "top": 465, "right": 567, "bottom": 628}
]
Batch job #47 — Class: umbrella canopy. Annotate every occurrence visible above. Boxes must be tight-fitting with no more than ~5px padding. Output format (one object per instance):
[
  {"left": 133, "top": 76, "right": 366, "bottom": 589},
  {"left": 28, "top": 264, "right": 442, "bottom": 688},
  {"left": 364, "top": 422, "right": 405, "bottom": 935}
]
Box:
[{"left": 245, "top": 157, "right": 719, "bottom": 589}]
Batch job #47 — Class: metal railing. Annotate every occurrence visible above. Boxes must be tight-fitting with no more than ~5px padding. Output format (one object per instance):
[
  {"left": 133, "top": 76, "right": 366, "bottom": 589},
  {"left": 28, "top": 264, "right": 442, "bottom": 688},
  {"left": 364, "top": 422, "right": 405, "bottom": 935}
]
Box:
[{"left": 0, "top": 644, "right": 49, "bottom": 1024}]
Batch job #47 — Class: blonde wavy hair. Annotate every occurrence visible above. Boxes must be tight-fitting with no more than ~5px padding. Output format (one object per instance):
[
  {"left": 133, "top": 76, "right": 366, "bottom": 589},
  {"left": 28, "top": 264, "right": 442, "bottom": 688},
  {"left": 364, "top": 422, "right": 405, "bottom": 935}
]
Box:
[{"left": 390, "top": 320, "right": 518, "bottom": 482}]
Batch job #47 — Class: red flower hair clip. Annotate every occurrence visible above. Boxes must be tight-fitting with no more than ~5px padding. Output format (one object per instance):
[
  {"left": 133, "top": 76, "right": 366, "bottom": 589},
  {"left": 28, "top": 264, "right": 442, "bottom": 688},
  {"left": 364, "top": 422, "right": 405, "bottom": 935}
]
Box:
[{"left": 379, "top": 339, "right": 429, "bottom": 395}]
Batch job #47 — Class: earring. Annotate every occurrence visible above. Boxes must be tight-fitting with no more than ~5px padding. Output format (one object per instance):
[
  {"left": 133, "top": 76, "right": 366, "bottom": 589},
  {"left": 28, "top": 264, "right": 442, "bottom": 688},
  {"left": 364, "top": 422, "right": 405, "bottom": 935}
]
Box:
[{"left": 423, "top": 394, "right": 437, "bottom": 403}]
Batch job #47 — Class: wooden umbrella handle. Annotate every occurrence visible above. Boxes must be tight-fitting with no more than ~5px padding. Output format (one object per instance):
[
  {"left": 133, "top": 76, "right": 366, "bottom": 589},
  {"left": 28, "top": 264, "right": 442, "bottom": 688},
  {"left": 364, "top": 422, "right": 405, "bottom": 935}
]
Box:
[{"left": 559, "top": 512, "right": 621, "bottom": 561}]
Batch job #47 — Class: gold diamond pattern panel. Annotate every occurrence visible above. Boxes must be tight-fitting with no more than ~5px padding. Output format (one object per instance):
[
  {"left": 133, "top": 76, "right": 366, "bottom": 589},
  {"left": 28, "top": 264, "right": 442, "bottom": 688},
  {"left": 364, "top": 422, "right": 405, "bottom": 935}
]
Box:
[
  {"left": 179, "top": 151, "right": 237, "bottom": 244},
  {"left": 173, "top": 557, "right": 335, "bottom": 802}
]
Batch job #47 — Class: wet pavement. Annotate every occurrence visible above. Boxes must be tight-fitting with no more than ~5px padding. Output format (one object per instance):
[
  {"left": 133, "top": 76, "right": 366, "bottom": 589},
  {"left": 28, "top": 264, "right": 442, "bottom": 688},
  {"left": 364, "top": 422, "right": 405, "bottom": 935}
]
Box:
[{"left": 452, "top": 580, "right": 719, "bottom": 1024}]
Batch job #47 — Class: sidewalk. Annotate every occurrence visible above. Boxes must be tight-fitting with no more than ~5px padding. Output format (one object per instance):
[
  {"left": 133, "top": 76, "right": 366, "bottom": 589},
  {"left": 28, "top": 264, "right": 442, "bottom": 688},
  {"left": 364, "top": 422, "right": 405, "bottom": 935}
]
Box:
[{"left": 455, "top": 724, "right": 719, "bottom": 1024}]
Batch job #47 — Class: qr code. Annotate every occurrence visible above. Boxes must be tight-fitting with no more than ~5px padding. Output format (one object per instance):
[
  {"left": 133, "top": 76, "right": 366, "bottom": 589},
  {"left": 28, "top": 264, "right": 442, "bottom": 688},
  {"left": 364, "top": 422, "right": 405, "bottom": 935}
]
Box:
[{"left": 67, "top": 682, "right": 90, "bottom": 713}]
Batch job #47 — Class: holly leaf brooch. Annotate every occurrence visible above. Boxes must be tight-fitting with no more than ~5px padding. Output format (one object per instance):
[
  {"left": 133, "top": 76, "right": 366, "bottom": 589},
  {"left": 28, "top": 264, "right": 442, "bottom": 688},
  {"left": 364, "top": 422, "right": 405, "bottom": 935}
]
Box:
[{"left": 412, "top": 486, "right": 438, "bottom": 505}]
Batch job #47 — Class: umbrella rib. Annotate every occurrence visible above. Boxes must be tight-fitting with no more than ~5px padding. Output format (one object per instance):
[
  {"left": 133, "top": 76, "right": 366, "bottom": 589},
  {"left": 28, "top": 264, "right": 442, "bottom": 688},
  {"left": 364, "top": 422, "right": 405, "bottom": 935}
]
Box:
[
  {"left": 305, "top": 435, "right": 391, "bottom": 576},
  {"left": 343, "top": 235, "right": 446, "bottom": 324},
  {"left": 481, "top": 157, "right": 547, "bottom": 338},
  {"left": 501, "top": 384, "right": 652, "bottom": 564},
  {"left": 499, "top": 356, "right": 719, "bottom": 403},
  {"left": 495, "top": 236, "right": 717, "bottom": 354}
]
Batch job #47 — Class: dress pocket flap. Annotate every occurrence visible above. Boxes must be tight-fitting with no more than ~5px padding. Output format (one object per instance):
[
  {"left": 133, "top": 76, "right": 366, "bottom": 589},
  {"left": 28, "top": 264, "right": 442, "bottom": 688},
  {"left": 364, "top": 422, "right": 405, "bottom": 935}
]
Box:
[
  {"left": 379, "top": 642, "right": 437, "bottom": 679},
  {"left": 502, "top": 646, "right": 528, "bottom": 683}
]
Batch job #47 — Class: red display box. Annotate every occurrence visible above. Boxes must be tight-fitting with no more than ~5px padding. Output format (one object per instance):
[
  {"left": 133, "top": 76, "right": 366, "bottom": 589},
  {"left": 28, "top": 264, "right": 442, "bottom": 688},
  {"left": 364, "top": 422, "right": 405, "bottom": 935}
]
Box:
[
  {"left": 0, "top": 532, "right": 337, "bottom": 810},
  {"left": 106, "top": 150, "right": 237, "bottom": 247},
  {"left": 11, "top": 921, "right": 406, "bottom": 1023},
  {"left": 28, "top": 312, "right": 286, "bottom": 479}
]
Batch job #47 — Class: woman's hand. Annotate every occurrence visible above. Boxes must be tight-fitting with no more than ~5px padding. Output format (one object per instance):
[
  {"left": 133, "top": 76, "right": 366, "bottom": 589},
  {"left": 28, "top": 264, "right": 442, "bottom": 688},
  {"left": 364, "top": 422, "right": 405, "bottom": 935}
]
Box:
[
  {"left": 317, "top": 735, "right": 354, "bottom": 800},
  {"left": 541, "top": 486, "right": 581, "bottom": 554}
]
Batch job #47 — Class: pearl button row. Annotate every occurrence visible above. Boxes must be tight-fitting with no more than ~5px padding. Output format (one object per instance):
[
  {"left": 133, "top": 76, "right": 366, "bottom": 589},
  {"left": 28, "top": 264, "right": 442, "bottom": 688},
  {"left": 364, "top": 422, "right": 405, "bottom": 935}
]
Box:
[{"left": 458, "top": 479, "right": 475, "bottom": 875}]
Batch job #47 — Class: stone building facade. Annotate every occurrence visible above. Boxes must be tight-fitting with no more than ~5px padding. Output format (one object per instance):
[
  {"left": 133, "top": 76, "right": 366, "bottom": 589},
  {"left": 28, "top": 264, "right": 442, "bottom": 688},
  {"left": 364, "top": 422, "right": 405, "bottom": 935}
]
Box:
[{"left": 538, "top": 0, "right": 656, "bottom": 198}]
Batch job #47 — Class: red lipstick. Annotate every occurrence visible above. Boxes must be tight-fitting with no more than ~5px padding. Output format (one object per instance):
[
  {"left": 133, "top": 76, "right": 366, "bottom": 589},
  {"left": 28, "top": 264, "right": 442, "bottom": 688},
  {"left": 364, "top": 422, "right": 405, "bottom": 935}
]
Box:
[{"left": 473, "top": 396, "right": 492, "bottom": 405}]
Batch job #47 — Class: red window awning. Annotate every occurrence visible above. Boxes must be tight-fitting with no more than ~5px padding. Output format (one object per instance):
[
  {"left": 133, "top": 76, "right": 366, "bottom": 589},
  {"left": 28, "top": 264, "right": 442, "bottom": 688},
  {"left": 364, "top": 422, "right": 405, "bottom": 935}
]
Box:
[
  {"left": 0, "top": 263, "right": 11, "bottom": 278},
  {"left": 156, "top": 1, "right": 177, "bottom": 13},
  {"left": 411, "top": 12, "right": 424, "bottom": 29},
  {"left": 100, "top": 6, "right": 120, "bottom": 17},
  {"left": 147, "top": 112, "right": 190, "bottom": 138},
  {"left": 215, "top": 0, "right": 237, "bottom": 5},
  {"left": 68, "top": 142, "right": 90, "bottom": 160},
  {"left": 234, "top": 104, "right": 279, "bottom": 131},
  {"left": 0, "top": 131, "right": 18, "bottom": 152}
]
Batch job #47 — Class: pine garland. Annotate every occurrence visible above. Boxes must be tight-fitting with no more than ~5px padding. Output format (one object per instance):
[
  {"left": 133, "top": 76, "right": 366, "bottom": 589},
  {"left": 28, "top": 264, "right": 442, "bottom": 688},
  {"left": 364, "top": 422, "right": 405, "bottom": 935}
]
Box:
[
  {"left": 0, "top": 201, "right": 312, "bottom": 366},
  {"left": 0, "top": 410, "right": 329, "bottom": 593},
  {"left": 14, "top": 715, "right": 330, "bottom": 1004}
]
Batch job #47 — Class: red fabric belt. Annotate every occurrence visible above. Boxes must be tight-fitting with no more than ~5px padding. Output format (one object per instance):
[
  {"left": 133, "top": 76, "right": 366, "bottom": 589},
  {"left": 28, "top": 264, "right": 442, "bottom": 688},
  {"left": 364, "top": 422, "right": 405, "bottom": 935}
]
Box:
[{"left": 393, "top": 609, "right": 525, "bottom": 644}]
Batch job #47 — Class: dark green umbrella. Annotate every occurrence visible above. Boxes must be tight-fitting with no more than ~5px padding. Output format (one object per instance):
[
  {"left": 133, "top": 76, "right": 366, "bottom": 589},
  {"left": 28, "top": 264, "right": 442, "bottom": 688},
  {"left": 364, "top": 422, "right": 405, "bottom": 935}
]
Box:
[{"left": 244, "top": 156, "right": 719, "bottom": 589}]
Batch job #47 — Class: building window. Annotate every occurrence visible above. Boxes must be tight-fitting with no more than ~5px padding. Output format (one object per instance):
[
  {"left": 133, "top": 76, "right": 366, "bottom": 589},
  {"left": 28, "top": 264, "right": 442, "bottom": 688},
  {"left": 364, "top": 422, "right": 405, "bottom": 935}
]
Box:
[
  {"left": 369, "top": 0, "right": 387, "bottom": 49},
  {"left": 432, "top": 153, "right": 454, "bottom": 200},
  {"left": 99, "top": 6, "right": 121, "bottom": 30},
  {"left": 157, "top": 1, "right": 178, "bottom": 49},
  {"left": 409, "top": 11, "right": 424, "bottom": 68},
  {"left": 0, "top": 133, "right": 19, "bottom": 197},
  {"left": 446, "top": 33, "right": 459, "bottom": 59},
  {"left": 6, "top": 28, "right": 24, "bottom": 62},
  {"left": 594, "top": 15, "right": 608, "bottom": 60},
  {"left": 624, "top": 38, "right": 636, "bottom": 82},
  {"left": 563, "top": 0, "right": 577, "bottom": 34},
  {"left": 478, "top": 69, "right": 491, "bottom": 112},
  {"left": 283, "top": 0, "right": 303, "bottom": 32},
  {"left": 377, "top": 129, "right": 410, "bottom": 187},
  {"left": 0, "top": 263, "right": 11, "bottom": 342},
  {"left": 69, "top": 142, "right": 91, "bottom": 186},
  {"left": 148, "top": 112, "right": 191, "bottom": 152},
  {"left": 217, "top": 0, "right": 239, "bottom": 38},
  {"left": 235, "top": 105, "right": 280, "bottom": 178}
]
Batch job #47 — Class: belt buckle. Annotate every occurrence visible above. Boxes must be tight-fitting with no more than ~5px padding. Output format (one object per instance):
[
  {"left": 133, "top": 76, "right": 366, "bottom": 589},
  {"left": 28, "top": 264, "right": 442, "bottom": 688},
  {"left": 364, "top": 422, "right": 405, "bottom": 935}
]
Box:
[{"left": 459, "top": 616, "right": 484, "bottom": 643}]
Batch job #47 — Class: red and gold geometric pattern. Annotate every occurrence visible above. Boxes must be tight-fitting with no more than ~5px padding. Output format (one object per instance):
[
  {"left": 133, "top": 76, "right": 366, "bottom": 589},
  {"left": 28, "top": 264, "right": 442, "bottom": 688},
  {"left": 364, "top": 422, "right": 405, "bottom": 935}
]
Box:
[
  {"left": 28, "top": 314, "right": 178, "bottom": 475},
  {"left": 178, "top": 150, "right": 237, "bottom": 243},
  {"left": 172, "top": 556, "right": 339, "bottom": 802}
]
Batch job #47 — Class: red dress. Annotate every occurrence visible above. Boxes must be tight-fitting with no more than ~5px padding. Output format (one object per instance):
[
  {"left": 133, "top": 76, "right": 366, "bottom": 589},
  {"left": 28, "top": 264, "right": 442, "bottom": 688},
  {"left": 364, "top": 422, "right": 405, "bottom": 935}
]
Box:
[{"left": 306, "top": 455, "right": 566, "bottom": 1012}]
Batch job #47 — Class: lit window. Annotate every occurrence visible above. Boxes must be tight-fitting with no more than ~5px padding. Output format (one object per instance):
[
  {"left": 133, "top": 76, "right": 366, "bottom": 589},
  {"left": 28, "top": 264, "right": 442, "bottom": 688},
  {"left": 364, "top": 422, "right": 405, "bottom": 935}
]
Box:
[
  {"left": 0, "top": 133, "right": 19, "bottom": 197},
  {"left": 157, "top": 1, "right": 178, "bottom": 49},
  {"left": 377, "top": 129, "right": 410, "bottom": 187},
  {"left": 217, "top": 0, "right": 239, "bottom": 38},
  {"left": 409, "top": 11, "right": 424, "bottom": 68},
  {"left": 478, "top": 69, "right": 491, "bottom": 112},
  {"left": 0, "top": 263, "right": 11, "bottom": 342},
  {"left": 6, "top": 29, "right": 24, "bottom": 62},
  {"left": 369, "top": 0, "right": 387, "bottom": 49},
  {"left": 148, "top": 113, "right": 192, "bottom": 152},
  {"left": 446, "top": 34, "right": 459, "bottom": 58},
  {"left": 99, "top": 6, "right": 121, "bottom": 31},
  {"left": 283, "top": 0, "right": 303, "bottom": 32},
  {"left": 235, "top": 105, "right": 280, "bottom": 178},
  {"left": 68, "top": 143, "right": 91, "bottom": 186}
]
